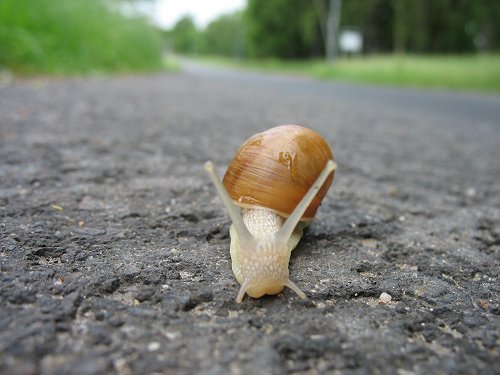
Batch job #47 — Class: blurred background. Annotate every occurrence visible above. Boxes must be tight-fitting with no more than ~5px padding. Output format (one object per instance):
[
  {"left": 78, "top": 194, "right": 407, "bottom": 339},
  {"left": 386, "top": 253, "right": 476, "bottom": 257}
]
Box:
[{"left": 1, "top": 0, "right": 499, "bottom": 92}]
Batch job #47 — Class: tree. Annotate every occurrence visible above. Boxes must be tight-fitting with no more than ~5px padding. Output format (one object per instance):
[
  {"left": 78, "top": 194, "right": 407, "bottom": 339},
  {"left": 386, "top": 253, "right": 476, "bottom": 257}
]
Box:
[
  {"left": 175, "top": 0, "right": 500, "bottom": 59},
  {"left": 167, "top": 15, "right": 199, "bottom": 54},
  {"left": 421, "top": 0, "right": 498, "bottom": 53},
  {"left": 244, "top": 0, "right": 323, "bottom": 59},
  {"left": 201, "top": 12, "right": 245, "bottom": 57},
  {"left": 340, "top": 0, "right": 394, "bottom": 53},
  {"left": 326, "top": 0, "right": 342, "bottom": 61},
  {"left": 341, "top": 0, "right": 500, "bottom": 53}
]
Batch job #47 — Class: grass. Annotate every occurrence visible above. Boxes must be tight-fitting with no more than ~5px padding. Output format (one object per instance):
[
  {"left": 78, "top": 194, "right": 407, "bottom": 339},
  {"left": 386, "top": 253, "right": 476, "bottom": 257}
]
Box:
[
  {"left": 0, "top": 0, "right": 166, "bottom": 75},
  {"left": 196, "top": 54, "right": 500, "bottom": 93}
]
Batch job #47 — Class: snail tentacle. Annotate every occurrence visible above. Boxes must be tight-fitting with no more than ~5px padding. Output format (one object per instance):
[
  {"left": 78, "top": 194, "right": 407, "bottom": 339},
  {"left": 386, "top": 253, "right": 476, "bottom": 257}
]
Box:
[
  {"left": 285, "top": 279, "right": 307, "bottom": 299},
  {"left": 276, "top": 160, "right": 337, "bottom": 246},
  {"left": 236, "top": 279, "right": 251, "bottom": 303},
  {"left": 204, "top": 161, "right": 254, "bottom": 246}
]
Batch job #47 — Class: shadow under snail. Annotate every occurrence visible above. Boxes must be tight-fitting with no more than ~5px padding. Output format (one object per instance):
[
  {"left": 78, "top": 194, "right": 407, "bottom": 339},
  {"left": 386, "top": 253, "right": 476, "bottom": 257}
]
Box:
[{"left": 205, "top": 125, "right": 336, "bottom": 303}]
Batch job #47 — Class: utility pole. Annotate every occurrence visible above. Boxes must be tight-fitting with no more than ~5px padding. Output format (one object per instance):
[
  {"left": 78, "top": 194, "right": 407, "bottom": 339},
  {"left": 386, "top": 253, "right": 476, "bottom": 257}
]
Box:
[{"left": 326, "top": 0, "right": 342, "bottom": 62}]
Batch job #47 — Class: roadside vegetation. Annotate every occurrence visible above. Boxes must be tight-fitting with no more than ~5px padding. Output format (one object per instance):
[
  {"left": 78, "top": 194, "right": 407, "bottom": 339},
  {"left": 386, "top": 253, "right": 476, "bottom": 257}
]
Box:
[
  {"left": 166, "top": 0, "right": 500, "bottom": 93},
  {"left": 2, "top": 0, "right": 499, "bottom": 92},
  {"left": 0, "top": 0, "right": 165, "bottom": 75},
  {"left": 196, "top": 53, "right": 500, "bottom": 93},
  {"left": 315, "top": 54, "right": 500, "bottom": 92}
]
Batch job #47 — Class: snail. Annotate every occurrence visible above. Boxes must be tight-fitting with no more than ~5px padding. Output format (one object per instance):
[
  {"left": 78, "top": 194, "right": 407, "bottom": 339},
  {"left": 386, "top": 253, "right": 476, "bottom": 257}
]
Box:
[{"left": 204, "top": 125, "right": 336, "bottom": 303}]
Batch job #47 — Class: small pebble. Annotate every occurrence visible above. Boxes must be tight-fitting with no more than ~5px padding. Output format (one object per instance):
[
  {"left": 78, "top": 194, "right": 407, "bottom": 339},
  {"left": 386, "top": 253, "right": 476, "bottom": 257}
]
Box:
[
  {"left": 378, "top": 292, "right": 392, "bottom": 304},
  {"left": 465, "top": 187, "right": 476, "bottom": 197},
  {"left": 147, "top": 342, "right": 161, "bottom": 351},
  {"left": 315, "top": 302, "right": 326, "bottom": 309}
]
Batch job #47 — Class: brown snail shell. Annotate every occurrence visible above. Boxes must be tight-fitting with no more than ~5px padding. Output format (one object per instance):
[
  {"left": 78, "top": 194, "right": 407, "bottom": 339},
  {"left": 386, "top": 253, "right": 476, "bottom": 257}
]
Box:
[{"left": 222, "top": 125, "right": 334, "bottom": 220}]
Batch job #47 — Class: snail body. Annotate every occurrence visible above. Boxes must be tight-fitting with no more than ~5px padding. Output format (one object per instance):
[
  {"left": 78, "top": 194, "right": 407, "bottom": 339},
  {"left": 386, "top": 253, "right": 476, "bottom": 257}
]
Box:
[{"left": 205, "top": 125, "right": 336, "bottom": 303}]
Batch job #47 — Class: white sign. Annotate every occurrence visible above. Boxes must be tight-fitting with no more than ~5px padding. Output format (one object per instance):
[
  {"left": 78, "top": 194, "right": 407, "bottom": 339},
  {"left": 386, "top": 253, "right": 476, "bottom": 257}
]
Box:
[{"left": 339, "top": 30, "right": 363, "bottom": 53}]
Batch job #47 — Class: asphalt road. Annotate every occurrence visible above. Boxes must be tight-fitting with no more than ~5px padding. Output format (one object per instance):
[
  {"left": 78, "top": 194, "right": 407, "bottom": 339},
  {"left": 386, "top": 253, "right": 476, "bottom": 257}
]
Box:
[{"left": 1, "top": 62, "right": 499, "bottom": 375}]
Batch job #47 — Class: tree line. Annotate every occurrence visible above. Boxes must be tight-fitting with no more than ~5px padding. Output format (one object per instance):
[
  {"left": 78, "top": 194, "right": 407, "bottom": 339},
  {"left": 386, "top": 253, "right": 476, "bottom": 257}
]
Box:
[{"left": 166, "top": 0, "right": 500, "bottom": 59}]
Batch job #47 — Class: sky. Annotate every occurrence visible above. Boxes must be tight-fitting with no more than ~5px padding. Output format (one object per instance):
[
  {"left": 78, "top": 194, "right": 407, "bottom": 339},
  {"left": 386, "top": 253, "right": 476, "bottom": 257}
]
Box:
[{"left": 143, "top": 0, "right": 246, "bottom": 29}]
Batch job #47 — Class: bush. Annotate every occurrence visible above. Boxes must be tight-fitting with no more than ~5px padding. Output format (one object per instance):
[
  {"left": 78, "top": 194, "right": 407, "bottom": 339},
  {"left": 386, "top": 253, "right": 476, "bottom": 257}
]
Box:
[{"left": 0, "top": 0, "right": 165, "bottom": 74}]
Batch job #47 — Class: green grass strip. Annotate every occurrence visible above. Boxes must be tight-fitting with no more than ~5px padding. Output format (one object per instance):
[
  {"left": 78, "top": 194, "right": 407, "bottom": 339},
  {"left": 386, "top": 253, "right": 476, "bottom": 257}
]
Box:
[
  {"left": 195, "top": 54, "right": 500, "bottom": 93},
  {"left": 0, "top": 0, "right": 165, "bottom": 75}
]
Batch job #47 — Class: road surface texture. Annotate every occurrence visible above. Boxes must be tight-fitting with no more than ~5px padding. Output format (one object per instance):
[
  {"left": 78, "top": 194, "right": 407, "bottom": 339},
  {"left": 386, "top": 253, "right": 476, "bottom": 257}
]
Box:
[{"left": 1, "top": 62, "right": 499, "bottom": 375}]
